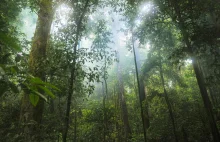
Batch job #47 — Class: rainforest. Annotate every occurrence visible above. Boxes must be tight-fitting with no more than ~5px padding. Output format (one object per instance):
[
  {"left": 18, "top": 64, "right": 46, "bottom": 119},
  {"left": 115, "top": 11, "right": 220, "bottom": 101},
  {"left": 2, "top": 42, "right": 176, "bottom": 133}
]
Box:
[{"left": 0, "top": 0, "right": 220, "bottom": 141}]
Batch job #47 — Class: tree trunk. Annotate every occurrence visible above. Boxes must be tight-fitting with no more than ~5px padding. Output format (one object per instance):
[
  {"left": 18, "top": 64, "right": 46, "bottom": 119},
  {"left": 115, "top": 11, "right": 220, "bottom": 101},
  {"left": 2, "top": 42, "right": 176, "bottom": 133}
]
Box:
[
  {"left": 181, "top": 126, "right": 188, "bottom": 142},
  {"left": 102, "top": 82, "right": 107, "bottom": 142},
  {"left": 74, "top": 109, "right": 77, "bottom": 142},
  {"left": 114, "top": 86, "right": 122, "bottom": 142},
  {"left": 62, "top": 1, "right": 90, "bottom": 141},
  {"left": 198, "top": 60, "right": 218, "bottom": 108},
  {"left": 158, "top": 57, "right": 178, "bottom": 142},
  {"left": 19, "top": 0, "right": 53, "bottom": 141},
  {"left": 132, "top": 33, "right": 149, "bottom": 142},
  {"left": 116, "top": 52, "right": 132, "bottom": 141},
  {"left": 49, "top": 75, "right": 55, "bottom": 113},
  {"left": 170, "top": 0, "right": 220, "bottom": 141},
  {"left": 197, "top": 103, "right": 212, "bottom": 141},
  {"left": 104, "top": 55, "right": 108, "bottom": 97}
]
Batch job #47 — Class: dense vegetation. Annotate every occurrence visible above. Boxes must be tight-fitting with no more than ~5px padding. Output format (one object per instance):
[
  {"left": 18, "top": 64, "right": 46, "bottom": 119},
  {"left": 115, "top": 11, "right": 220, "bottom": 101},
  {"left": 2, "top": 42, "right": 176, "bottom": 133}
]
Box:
[{"left": 0, "top": 0, "right": 220, "bottom": 141}]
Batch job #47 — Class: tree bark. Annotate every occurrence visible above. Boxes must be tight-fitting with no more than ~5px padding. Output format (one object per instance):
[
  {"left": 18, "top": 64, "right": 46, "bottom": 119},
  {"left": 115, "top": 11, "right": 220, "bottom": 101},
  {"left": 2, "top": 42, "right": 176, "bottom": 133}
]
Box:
[
  {"left": 132, "top": 33, "right": 149, "bottom": 142},
  {"left": 19, "top": 0, "right": 53, "bottom": 141},
  {"left": 116, "top": 52, "right": 132, "bottom": 141},
  {"left": 170, "top": 0, "right": 220, "bottom": 141},
  {"left": 74, "top": 109, "right": 77, "bottom": 142},
  {"left": 62, "top": 0, "right": 90, "bottom": 141},
  {"left": 181, "top": 126, "right": 188, "bottom": 142},
  {"left": 114, "top": 86, "right": 122, "bottom": 142},
  {"left": 102, "top": 82, "right": 107, "bottom": 142},
  {"left": 158, "top": 57, "right": 178, "bottom": 142},
  {"left": 198, "top": 61, "right": 219, "bottom": 108}
]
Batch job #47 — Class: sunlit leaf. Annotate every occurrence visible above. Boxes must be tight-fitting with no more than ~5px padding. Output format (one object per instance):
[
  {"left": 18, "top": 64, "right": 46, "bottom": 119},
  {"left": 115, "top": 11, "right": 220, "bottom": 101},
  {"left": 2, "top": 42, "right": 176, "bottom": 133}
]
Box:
[
  {"left": 29, "top": 93, "right": 39, "bottom": 107},
  {"left": 38, "top": 85, "right": 55, "bottom": 98},
  {"left": 32, "top": 90, "right": 47, "bottom": 102},
  {"left": 28, "top": 75, "right": 60, "bottom": 91}
]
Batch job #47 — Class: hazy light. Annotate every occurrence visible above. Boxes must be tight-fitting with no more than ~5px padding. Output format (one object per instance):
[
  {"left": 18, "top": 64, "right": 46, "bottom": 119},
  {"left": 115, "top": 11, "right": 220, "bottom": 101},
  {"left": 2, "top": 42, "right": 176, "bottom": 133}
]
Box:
[
  {"left": 19, "top": 8, "right": 37, "bottom": 40},
  {"left": 52, "top": 4, "right": 71, "bottom": 33},
  {"left": 57, "top": 4, "right": 71, "bottom": 24},
  {"left": 89, "top": 15, "right": 94, "bottom": 21},
  {"left": 146, "top": 43, "right": 150, "bottom": 51},
  {"left": 126, "top": 32, "right": 132, "bottom": 39},
  {"left": 140, "top": 2, "right": 153, "bottom": 14},
  {"left": 89, "top": 34, "right": 95, "bottom": 39},
  {"left": 185, "top": 59, "right": 192, "bottom": 64},
  {"left": 168, "top": 80, "right": 173, "bottom": 88},
  {"left": 135, "top": 19, "right": 141, "bottom": 26},
  {"left": 119, "top": 39, "right": 126, "bottom": 46},
  {"left": 125, "top": 52, "right": 131, "bottom": 57},
  {"left": 104, "top": 11, "right": 109, "bottom": 17},
  {"left": 81, "top": 37, "right": 92, "bottom": 49},
  {"left": 134, "top": 2, "right": 153, "bottom": 27}
]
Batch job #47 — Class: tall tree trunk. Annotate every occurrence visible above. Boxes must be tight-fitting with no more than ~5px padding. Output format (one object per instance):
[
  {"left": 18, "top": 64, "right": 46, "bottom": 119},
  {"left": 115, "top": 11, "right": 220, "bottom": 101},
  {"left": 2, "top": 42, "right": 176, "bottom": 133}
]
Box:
[
  {"left": 133, "top": 71, "right": 138, "bottom": 97},
  {"left": 170, "top": 0, "right": 220, "bottom": 141},
  {"left": 197, "top": 103, "right": 212, "bottom": 141},
  {"left": 198, "top": 60, "right": 218, "bottom": 108},
  {"left": 102, "top": 82, "right": 107, "bottom": 142},
  {"left": 114, "top": 86, "right": 122, "bottom": 142},
  {"left": 181, "top": 126, "right": 188, "bottom": 142},
  {"left": 63, "top": 64, "right": 75, "bottom": 142},
  {"left": 74, "top": 109, "right": 77, "bottom": 142},
  {"left": 116, "top": 52, "right": 132, "bottom": 141},
  {"left": 158, "top": 57, "right": 178, "bottom": 142},
  {"left": 104, "top": 55, "right": 108, "bottom": 97},
  {"left": 102, "top": 52, "right": 108, "bottom": 142},
  {"left": 49, "top": 75, "right": 55, "bottom": 113},
  {"left": 62, "top": 1, "right": 90, "bottom": 141},
  {"left": 19, "top": 0, "right": 53, "bottom": 141},
  {"left": 132, "top": 33, "right": 149, "bottom": 142}
]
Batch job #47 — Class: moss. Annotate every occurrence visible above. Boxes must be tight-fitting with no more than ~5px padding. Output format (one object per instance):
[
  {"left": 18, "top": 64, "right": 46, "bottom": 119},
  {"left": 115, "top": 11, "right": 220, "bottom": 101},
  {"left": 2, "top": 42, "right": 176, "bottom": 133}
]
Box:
[
  {"left": 21, "top": 0, "right": 54, "bottom": 132},
  {"left": 28, "top": 0, "right": 54, "bottom": 78},
  {"left": 40, "top": 0, "right": 53, "bottom": 15}
]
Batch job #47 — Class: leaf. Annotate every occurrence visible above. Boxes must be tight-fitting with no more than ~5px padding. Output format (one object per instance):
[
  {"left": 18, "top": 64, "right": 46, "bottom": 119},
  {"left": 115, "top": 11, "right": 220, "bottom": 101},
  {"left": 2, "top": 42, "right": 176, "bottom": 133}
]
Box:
[
  {"left": 43, "top": 82, "right": 60, "bottom": 91},
  {"left": 0, "top": 66, "right": 6, "bottom": 75},
  {"left": 32, "top": 90, "right": 47, "bottom": 102},
  {"left": 29, "top": 93, "right": 39, "bottom": 107},
  {"left": 29, "top": 75, "right": 60, "bottom": 91},
  {"left": 29, "top": 76, "right": 44, "bottom": 84},
  {"left": 10, "top": 66, "right": 19, "bottom": 74},
  {"left": 38, "top": 85, "right": 55, "bottom": 98},
  {"left": 0, "top": 33, "right": 21, "bottom": 51}
]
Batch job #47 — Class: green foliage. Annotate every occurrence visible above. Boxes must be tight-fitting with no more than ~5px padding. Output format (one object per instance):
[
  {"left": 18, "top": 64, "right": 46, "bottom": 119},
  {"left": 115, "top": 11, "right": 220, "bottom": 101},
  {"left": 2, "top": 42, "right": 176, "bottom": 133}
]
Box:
[
  {"left": 77, "top": 100, "right": 117, "bottom": 141},
  {"left": 0, "top": 0, "right": 29, "bottom": 98},
  {"left": 23, "top": 75, "right": 59, "bottom": 106},
  {"left": 1, "top": 0, "right": 220, "bottom": 141},
  {"left": 29, "top": 93, "right": 39, "bottom": 106}
]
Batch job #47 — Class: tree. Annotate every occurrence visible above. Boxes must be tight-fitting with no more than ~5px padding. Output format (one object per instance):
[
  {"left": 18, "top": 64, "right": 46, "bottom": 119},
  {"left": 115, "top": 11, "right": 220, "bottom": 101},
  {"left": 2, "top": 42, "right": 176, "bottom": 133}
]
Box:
[
  {"left": 1, "top": 0, "right": 220, "bottom": 141},
  {"left": 19, "top": 0, "right": 55, "bottom": 141},
  {"left": 131, "top": 32, "right": 149, "bottom": 142},
  {"left": 137, "top": 0, "right": 220, "bottom": 140},
  {"left": 62, "top": 0, "right": 91, "bottom": 141},
  {"left": 116, "top": 51, "right": 132, "bottom": 141},
  {"left": 0, "top": 0, "right": 26, "bottom": 97},
  {"left": 168, "top": 0, "right": 220, "bottom": 140}
]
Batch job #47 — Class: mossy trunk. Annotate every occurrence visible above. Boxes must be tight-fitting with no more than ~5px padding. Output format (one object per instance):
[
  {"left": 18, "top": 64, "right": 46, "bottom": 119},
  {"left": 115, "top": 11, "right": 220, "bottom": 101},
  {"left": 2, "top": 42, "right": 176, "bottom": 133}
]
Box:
[
  {"left": 116, "top": 52, "right": 132, "bottom": 141},
  {"left": 19, "top": 0, "right": 53, "bottom": 141}
]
